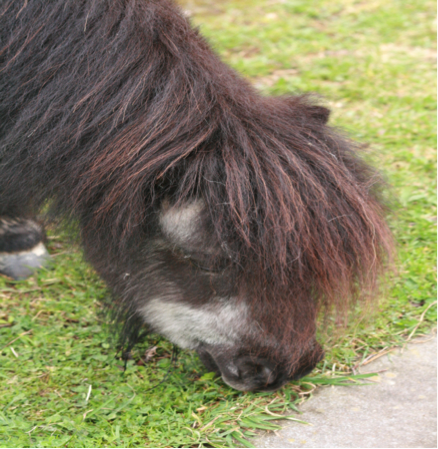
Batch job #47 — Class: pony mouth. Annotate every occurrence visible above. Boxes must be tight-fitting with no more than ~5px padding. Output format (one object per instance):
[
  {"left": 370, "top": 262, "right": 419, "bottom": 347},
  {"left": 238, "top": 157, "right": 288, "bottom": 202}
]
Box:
[{"left": 196, "top": 346, "right": 222, "bottom": 375}]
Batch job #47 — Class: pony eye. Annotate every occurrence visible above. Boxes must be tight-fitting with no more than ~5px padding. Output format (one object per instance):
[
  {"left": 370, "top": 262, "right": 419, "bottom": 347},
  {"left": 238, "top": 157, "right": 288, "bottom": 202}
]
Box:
[
  {"left": 172, "top": 247, "right": 229, "bottom": 273},
  {"left": 185, "top": 253, "right": 229, "bottom": 273},
  {"left": 188, "top": 257, "right": 223, "bottom": 273}
]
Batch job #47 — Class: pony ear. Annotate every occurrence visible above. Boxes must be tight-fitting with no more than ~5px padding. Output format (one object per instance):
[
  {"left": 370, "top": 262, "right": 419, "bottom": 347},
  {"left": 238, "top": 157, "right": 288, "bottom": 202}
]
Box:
[
  {"left": 306, "top": 105, "right": 331, "bottom": 124},
  {"left": 275, "top": 96, "right": 331, "bottom": 125}
]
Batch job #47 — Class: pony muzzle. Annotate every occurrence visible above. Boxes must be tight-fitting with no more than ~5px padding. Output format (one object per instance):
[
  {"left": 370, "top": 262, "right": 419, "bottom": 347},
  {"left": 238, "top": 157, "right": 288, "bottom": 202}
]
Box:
[
  {"left": 196, "top": 346, "right": 284, "bottom": 392},
  {"left": 196, "top": 341, "right": 324, "bottom": 392}
]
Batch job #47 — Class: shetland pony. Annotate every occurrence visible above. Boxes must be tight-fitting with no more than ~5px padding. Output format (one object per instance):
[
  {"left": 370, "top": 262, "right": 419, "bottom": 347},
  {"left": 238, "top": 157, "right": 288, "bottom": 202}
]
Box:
[{"left": 0, "top": 0, "right": 392, "bottom": 391}]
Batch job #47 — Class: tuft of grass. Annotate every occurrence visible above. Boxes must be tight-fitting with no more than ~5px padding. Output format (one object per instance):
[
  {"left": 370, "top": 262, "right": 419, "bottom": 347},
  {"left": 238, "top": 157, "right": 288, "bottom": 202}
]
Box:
[{"left": 1, "top": 0, "right": 436, "bottom": 447}]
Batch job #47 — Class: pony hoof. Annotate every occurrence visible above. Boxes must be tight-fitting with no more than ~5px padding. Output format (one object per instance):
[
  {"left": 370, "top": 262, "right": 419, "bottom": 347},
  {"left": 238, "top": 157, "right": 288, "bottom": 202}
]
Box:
[{"left": 0, "top": 243, "right": 51, "bottom": 280}]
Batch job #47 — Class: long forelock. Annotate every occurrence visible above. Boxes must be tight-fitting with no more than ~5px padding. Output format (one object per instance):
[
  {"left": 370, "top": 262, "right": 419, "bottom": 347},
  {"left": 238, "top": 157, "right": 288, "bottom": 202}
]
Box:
[{"left": 199, "top": 100, "right": 391, "bottom": 305}]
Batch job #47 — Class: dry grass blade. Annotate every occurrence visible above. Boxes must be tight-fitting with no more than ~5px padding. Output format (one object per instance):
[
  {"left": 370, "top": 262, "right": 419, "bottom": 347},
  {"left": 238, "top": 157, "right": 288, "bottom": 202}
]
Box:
[{"left": 406, "top": 301, "right": 437, "bottom": 342}]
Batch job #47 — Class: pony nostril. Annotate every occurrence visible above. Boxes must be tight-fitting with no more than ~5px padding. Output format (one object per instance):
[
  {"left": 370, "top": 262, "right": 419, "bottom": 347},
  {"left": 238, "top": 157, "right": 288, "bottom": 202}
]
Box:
[
  {"left": 235, "top": 359, "right": 277, "bottom": 388},
  {"left": 261, "top": 365, "right": 275, "bottom": 385},
  {"left": 250, "top": 364, "right": 274, "bottom": 381},
  {"left": 254, "top": 364, "right": 276, "bottom": 386},
  {"left": 226, "top": 363, "right": 240, "bottom": 379}
]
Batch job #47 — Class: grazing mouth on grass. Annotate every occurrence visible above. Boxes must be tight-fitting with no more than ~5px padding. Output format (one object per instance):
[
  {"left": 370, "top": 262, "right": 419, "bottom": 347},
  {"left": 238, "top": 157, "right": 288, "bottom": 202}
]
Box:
[{"left": 196, "top": 342, "right": 324, "bottom": 392}]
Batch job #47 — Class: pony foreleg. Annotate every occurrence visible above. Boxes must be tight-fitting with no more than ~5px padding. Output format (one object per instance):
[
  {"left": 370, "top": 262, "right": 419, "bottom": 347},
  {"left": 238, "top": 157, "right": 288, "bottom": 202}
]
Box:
[{"left": 0, "top": 217, "right": 51, "bottom": 280}]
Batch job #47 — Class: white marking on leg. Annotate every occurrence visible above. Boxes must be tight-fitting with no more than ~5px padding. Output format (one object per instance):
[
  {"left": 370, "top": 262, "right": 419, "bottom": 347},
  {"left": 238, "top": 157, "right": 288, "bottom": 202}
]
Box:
[
  {"left": 30, "top": 242, "right": 47, "bottom": 257},
  {"left": 0, "top": 242, "right": 48, "bottom": 257},
  {"left": 0, "top": 242, "right": 50, "bottom": 279}
]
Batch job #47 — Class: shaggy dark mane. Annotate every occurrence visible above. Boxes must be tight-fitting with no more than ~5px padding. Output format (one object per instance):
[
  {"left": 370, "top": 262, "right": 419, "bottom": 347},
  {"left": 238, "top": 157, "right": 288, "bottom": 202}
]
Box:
[{"left": 0, "top": 0, "right": 392, "bottom": 362}]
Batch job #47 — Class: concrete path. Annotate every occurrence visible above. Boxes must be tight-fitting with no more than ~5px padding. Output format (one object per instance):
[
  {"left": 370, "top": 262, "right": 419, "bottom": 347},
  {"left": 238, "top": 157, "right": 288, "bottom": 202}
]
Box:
[{"left": 255, "top": 336, "right": 437, "bottom": 448}]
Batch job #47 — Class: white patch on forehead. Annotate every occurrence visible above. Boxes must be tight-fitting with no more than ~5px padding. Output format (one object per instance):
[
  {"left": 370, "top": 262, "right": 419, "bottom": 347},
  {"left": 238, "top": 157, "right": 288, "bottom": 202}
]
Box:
[
  {"left": 159, "top": 200, "right": 204, "bottom": 245},
  {"left": 140, "top": 297, "right": 249, "bottom": 349}
]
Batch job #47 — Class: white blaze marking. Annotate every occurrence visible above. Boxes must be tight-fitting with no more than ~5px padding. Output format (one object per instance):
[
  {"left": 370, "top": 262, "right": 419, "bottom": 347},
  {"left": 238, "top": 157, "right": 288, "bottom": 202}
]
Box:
[
  {"left": 140, "top": 297, "right": 249, "bottom": 349},
  {"left": 159, "top": 200, "right": 204, "bottom": 245}
]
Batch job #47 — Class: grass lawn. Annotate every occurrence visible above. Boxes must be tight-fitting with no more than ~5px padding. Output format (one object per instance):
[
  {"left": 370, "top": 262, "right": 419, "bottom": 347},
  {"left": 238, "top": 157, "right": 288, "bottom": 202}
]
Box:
[{"left": 0, "top": 0, "right": 436, "bottom": 447}]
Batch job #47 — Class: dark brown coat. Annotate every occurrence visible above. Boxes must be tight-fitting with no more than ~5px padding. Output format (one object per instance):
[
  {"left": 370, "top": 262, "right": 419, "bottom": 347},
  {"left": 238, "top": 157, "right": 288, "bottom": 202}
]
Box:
[{"left": 0, "top": 0, "right": 392, "bottom": 390}]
